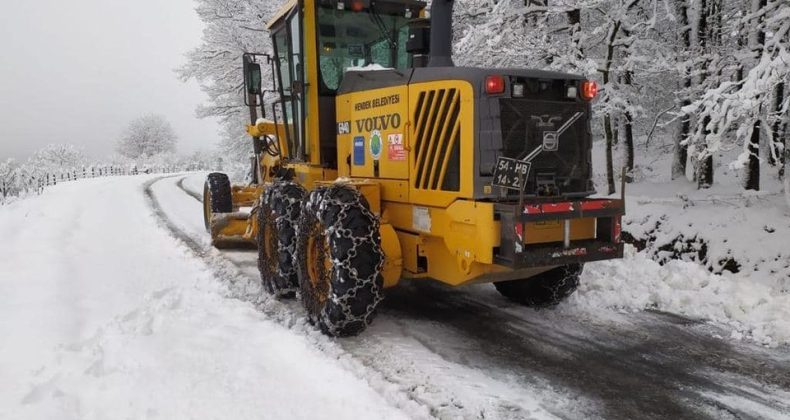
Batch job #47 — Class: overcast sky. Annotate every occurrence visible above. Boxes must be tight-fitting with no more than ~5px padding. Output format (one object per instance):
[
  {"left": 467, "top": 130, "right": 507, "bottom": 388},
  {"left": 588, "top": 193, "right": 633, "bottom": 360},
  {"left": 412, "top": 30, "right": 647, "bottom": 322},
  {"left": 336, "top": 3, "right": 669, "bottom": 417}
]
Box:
[{"left": 0, "top": 0, "right": 219, "bottom": 161}]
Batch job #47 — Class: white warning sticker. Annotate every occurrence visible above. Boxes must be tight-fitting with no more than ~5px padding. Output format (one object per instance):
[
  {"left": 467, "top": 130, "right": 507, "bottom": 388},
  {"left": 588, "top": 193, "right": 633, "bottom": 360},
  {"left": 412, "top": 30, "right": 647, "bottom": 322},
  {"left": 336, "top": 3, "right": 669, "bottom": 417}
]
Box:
[{"left": 413, "top": 206, "right": 431, "bottom": 233}]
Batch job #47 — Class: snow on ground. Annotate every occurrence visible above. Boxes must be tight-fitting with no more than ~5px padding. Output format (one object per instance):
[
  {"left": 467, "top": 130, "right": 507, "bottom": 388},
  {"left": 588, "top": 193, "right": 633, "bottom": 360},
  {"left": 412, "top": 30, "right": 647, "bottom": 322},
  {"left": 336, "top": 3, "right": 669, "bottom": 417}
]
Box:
[
  {"left": 151, "top": 175, "right": 213, "bottom": 247},
  {"left": 180, "top": 171, "right": 208, "bottom": 198},
  {"left": 585, "top": 140, "right": 790, "bottom": 347},
  {"left": 573, "top": 246, "right": 790, "bottom": 347},
  {"left": 621, "top": 181, "right": 790, "bottom": 290},
  {"left": 2, "top": 169, "right": 788, "bottom": 418},
  {"left": 0, "top": 175, "right": 418, "bottom": 420},
  {"left": 179, "top": 168, "right": 790, "bottom": 348},
  {"left": 159, "top": 174, "right": 564, "bottom": 420}
]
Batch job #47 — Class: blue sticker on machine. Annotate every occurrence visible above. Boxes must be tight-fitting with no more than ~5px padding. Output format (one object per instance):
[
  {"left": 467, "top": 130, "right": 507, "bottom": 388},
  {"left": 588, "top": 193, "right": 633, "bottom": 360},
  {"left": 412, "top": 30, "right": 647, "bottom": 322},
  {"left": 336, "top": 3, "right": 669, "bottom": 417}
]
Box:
[{"left": 353, "top": 136, "right": 365, "bottom": 165}]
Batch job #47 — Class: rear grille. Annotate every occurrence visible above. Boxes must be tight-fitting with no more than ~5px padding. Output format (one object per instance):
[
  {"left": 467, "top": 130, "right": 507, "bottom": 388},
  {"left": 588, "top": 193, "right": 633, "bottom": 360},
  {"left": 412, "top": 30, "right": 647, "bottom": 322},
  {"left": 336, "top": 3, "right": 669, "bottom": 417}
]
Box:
[
  {"left": 499, "top": 99, "right": 591, "bottom": 196},
  {"left": 412, "top": 88, "right": 461, "bottom": 191}
]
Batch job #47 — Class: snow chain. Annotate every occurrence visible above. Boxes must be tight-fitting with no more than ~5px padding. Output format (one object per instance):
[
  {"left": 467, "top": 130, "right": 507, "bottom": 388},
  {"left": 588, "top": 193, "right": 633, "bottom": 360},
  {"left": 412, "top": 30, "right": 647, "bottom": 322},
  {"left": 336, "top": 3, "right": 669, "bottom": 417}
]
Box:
[
  {"left": 259, "top": 181, "right": 305, "bottom": 297},
  {"left": 544, "top": 264, "right": 582, "bottom": 307},
  {"left": 299, "top": 185, "right": 385, "bottom": 336}
]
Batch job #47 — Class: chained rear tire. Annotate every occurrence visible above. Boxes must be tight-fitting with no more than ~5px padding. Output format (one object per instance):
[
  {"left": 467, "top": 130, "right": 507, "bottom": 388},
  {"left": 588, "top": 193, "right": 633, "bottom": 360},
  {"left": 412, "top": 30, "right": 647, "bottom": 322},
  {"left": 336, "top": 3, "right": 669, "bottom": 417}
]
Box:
[
  {"left": 203, "top": 173, "right": 233, "bottom": 231},
  {"left": 494, "top": 264, "right": 583, "bottom": 308},
  {"left": 296, "top": 185, "right": 384, "bottom": 337},
  {"left": 257, "top": 182, "right": 305, "bottom": 298}
]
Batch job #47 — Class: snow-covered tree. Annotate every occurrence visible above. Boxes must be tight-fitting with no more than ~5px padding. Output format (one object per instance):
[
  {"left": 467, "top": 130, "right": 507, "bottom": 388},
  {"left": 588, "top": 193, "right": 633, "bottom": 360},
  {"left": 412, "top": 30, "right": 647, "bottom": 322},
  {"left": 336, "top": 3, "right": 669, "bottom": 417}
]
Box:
[
  {"left": 455, "top": 0, "right": 596, "bottom": 75},
  {"left": 116, "top": 114, "right": 178, "bottom": 159},
  {"left": 0, "top": 159, "right": 18, "bottom": 199},
  {"left": 30, "top": 144, "right": 87, "bottom": 173},
  {"left": 683, "top": 0, "right": 789, "bottom": 191},
  {"left": 185, "top": 149, "right": 219, "bottom": 171},
  {"left": 177, "top": 0, "right": 284, "bottom": 179}
]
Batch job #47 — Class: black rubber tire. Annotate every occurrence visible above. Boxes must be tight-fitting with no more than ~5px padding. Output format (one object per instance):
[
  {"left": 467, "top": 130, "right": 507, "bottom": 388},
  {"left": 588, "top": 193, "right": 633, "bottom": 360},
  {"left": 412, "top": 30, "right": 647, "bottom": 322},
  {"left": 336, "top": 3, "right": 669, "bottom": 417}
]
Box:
[
  {"left": 494, "top": 264, "right": 584, "bottom": 308},
  {"left": 203, "top": 172, "right": 233, "bottom": 232},
  {"left": 257, "top": 182, "right": 305, "bottom": 298},
  {"left": 296, "top": 185, "right": 385, "bottom": 337}
]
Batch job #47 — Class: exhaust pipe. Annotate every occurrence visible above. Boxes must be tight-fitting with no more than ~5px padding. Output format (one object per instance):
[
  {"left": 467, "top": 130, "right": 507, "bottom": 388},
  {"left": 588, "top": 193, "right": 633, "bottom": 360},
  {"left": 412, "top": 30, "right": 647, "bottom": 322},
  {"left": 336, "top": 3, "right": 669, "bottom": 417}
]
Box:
[{"left": 428, "top": 0, "right": 454, "bottom": 67}]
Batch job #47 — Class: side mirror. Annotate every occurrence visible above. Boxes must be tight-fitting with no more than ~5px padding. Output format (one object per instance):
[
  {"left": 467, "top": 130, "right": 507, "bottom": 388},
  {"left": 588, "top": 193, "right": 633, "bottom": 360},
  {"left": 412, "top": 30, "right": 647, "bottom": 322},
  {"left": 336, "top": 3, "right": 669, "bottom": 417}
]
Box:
[{"left": 244, "top": 59, "right": 263, "bottom": 96}]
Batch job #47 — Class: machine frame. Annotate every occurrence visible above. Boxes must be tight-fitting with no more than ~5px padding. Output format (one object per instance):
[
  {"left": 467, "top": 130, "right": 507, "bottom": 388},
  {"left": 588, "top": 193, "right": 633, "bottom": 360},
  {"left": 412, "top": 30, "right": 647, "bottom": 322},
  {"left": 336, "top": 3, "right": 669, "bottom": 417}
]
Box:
[{"left": 203, "top": 0, "right": 626, "bottom": 336}]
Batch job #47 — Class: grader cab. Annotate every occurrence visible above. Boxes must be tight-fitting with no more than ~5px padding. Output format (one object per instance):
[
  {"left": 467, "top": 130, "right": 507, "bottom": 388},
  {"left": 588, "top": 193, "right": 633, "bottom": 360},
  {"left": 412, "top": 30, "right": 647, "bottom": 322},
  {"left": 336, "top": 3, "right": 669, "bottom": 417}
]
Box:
[{"left": 203, "top": 0, "right": 625, "bottom": 336}]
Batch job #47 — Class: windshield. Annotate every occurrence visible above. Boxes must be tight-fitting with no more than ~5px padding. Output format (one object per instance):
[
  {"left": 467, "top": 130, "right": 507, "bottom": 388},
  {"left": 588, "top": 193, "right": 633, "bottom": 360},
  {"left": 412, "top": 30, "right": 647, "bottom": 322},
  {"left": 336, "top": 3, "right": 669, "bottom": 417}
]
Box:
[{"left": 316, "top": 5, "right": 412, "bottom": 92}]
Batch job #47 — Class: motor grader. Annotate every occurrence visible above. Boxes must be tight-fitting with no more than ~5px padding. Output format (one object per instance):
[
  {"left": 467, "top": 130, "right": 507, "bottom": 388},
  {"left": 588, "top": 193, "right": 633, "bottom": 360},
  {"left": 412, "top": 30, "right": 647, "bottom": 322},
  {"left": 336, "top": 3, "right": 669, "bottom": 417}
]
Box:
[{"left": 203, "top": 0, "right": 625, "bottom": 336}]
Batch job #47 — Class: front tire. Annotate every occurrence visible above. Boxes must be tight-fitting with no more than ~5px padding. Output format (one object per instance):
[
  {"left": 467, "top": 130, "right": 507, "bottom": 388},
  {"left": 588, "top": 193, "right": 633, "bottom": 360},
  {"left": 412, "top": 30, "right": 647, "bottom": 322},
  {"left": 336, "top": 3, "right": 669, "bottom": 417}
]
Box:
[
  {"left": 257, "top": 182, "right": 305, "bottom": 298},
  {"left": 203, "top": 173, "right": 232, "bottom": 232},
  {"left": 296, "top": 185, "right": 385, "bottom": 337},
  {"left": 494, "top": 264, "right": 584, "bottom": 308}
]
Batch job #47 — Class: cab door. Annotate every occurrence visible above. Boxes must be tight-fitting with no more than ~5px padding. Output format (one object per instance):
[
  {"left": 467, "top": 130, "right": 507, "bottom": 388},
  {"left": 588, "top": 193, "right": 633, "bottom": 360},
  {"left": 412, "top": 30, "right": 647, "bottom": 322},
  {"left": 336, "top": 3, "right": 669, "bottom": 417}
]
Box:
[{"left": 272, "top": 11, "right": 307, "bottom": 161}]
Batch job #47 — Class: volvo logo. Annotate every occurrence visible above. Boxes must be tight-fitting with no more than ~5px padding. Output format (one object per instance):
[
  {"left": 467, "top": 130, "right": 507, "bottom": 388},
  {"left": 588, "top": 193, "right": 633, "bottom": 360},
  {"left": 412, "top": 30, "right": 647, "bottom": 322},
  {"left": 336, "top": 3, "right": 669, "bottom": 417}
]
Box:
[
  {"left": 541, "top": 112, "right": 585, "bottom": 152},
  {"left": 355, "top": 113, "right": 402, "bottom": 133},
  {"left": 530, "top": 115, "right": 563, "bottom": 128}
]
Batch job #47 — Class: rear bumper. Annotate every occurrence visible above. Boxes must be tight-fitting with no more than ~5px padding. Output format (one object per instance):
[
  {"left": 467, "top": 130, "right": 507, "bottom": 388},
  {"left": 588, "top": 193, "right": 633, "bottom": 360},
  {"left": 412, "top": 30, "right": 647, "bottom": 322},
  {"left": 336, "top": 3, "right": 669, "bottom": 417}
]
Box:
[
  {"left": 498, "top": 240, "right": 625, "bottom": 268},
  {"left": 494, "top": 198, "right": 625, "bottom": 269}
]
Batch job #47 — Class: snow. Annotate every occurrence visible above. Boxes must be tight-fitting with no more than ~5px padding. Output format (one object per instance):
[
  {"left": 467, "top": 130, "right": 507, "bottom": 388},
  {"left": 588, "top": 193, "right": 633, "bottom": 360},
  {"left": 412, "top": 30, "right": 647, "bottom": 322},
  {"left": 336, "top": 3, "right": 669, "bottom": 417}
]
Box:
[
  {"left": 180, "top": 171, "right": 208, "bottom": 198},
  {"left": 585, "top": 133, "right": 790, "bottom": 348},
  {"left": 2, "top": 172, "right": 789, "bottom": 418},
  {"left": 785, "top": 174, "right": 790, "bottom": 208},
  {"left": 346, "top": 63, "right": 393, "bottom": 72},
  {"left": 153, "top": 174, "right": 565, "bottom": 419},
  {"left": 573, "top": 246, "right": 790, "bottom": 347},
  {"left": 0, "top": 175, "right": 414, "bottom": 419},
  {"left": 698, "top": 370, "right": 790, "bottom": 419},
  {"left": 621, "top": 181, "right": 790, "bottom": 287},
  {"left": 171, "top": 171, "right": 790, "bottom": 394},
  {"left": 150, "top": 175, "right": 575, "bottom": 419}
]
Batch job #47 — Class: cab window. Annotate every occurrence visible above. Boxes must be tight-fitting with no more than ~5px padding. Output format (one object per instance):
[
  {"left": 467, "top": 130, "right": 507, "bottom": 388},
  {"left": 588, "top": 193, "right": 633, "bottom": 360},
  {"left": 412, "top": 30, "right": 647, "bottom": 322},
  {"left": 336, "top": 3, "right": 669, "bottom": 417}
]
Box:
[
  {"left": 316, "top": 5, "right": 413, "bottom": 92},
  {"left": 271, "top": 12, "right": 307, "bottom": 159}
]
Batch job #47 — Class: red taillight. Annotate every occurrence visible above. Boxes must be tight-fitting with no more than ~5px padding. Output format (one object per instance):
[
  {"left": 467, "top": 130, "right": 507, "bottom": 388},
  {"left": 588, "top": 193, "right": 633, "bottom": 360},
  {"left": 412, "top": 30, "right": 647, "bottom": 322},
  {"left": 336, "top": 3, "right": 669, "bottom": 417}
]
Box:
[
  {"left": 485, "top": 75, "right": 505, "bottom": 95},
  {"left": 581, "top": 80, "right": 598, "bottom": 101},
  {"left": 350, "top": 0, "right": 365, "bottom": 11}
]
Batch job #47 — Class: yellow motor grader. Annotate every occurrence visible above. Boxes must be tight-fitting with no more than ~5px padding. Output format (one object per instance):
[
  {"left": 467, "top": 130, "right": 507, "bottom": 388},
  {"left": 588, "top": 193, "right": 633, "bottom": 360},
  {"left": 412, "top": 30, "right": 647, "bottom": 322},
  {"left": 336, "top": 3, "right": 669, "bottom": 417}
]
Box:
[{"left": 203, "top": 0, "right": 625, "bottom": 336}]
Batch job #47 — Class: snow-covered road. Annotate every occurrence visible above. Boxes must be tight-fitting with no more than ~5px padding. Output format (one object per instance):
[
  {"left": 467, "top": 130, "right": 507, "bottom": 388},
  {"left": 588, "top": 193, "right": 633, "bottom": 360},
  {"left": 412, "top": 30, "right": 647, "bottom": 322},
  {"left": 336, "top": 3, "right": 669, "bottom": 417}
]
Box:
[
  {"left": 2, "top": 174, "right": 789, "bottom": 420},
  {"left": 0, "top": 175, "right": 421, "bottom": 420}
]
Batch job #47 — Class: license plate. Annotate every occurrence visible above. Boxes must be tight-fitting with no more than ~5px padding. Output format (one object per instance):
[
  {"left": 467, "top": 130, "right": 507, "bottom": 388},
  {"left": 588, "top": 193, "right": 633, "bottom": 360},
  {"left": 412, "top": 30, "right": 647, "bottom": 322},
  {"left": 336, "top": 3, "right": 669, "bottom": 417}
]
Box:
[{"left": 493, "top": 157, "right": 532, "bottom": 191}]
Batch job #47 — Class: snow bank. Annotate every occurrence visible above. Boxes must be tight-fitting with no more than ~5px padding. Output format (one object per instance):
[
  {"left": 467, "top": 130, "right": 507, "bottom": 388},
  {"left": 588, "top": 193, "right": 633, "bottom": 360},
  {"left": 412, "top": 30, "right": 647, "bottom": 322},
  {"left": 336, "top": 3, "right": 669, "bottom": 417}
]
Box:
[
  {"left": 588, "top": 140, "right": 790, "bottom": 347},
  {"left": 574, "top": 246, "right": 790, "bottom": 347},
  {"left": 0, "top": 175, "right": 412, "bottom": 419},
  {"left": 621, "top": 182, "right": 790, "bottom": 293}
]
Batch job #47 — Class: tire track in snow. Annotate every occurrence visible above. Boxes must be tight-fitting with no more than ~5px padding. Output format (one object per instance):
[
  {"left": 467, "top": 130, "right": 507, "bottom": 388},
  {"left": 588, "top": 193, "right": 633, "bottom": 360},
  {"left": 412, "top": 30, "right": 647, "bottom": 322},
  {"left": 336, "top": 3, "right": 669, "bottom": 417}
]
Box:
[
  {"left": 176, "top": 177, "right": 203, "bottom": 203},
  {"left": 9, "top": 175, "right": 416, "bottom": 420},
  {"left": 144, "top": 176, "right": 207, "bottom": 256},
  {"left": 159, "top": 178, "right": 590, "bottom": 419},
  {"left": 155, "top": 175, "right": 560, "bottom": 419},
  {"left": 144, "top": 177, "right": 445, "bottom": 419},
  {"left": 378, "top": 281, "right": 790, "bottom": 419},
  {"left": 155, "top": 175, "right": 790, "bottom": 420}
]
